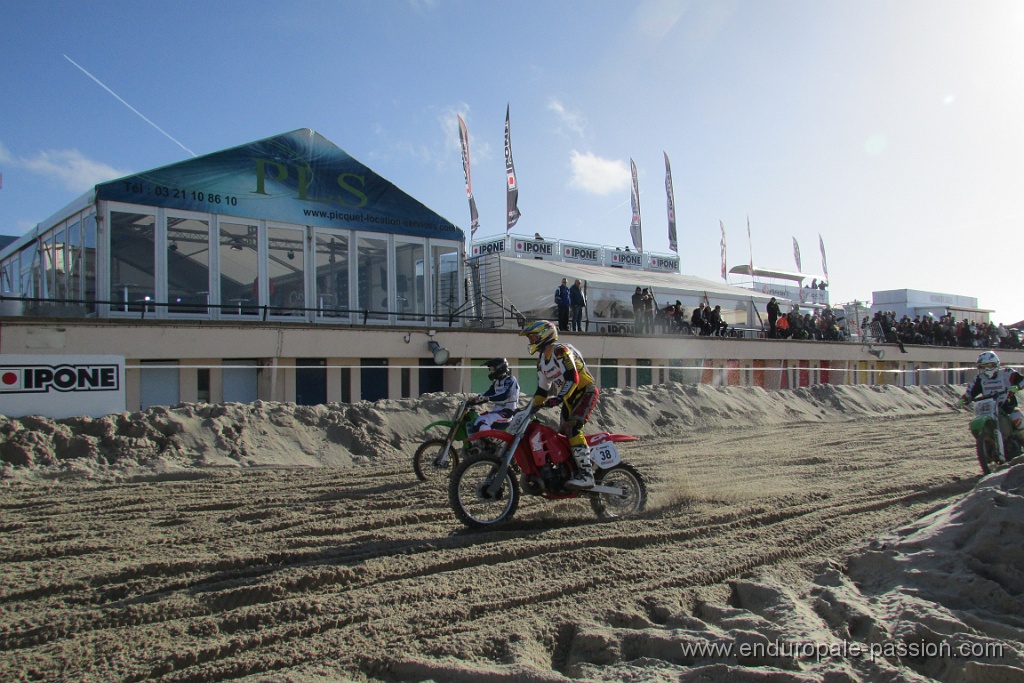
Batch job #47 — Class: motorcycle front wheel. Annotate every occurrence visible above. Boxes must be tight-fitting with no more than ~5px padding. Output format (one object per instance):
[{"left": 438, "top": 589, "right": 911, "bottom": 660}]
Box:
[
  {"left": 413, "top": 438, "right": 458, "bottom": 482},
  {"left": 590, "top": 462, "right": 647, "bottom": 520},
  {"left": 448, "top": 452, "right": 520, "bottom": 529},
  {"left": 976, "top": 433, "right": 1002, "bottom": 475}
]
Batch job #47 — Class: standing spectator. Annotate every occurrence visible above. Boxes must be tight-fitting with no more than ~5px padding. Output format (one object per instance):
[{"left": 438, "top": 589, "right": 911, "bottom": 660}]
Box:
[
  {"left": 641, "top": 288, "right": 655, "bottom": 334},
  {"left": 631, "top": 287, "right": 644, "bottom": 333},
  {"left": 569, "top": 279, "right": 587, "bottom": 332},
  {"left": 766, "top": 297, "right": 780, "bottom": 338},
  {"left": 554, "top": 278, "right": 571, "bottom": 332},
  {"left": 672, "top": 301, "right": 686, "bottom": 333},
  {"left": 708, "top": 305, "right": 727, "bottom": 336}
]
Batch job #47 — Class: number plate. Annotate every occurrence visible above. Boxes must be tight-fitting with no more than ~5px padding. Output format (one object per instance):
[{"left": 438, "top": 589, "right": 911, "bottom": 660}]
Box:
[
  {"left": 975, "top": 400, "right": 998, "bottom": 418},
  {"left": 590, "top": 441, "right": 622, "bottom": 469}
]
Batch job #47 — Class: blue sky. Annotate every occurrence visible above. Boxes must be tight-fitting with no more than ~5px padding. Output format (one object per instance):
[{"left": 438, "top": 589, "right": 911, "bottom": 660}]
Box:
[{"left": 2, "top": 0, "right": 1023, "bottom": 322}]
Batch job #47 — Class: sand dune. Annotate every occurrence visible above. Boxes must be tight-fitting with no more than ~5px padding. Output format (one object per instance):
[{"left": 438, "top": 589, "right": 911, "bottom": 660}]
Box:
[{"left": 1, "top": 384, "right": 1022, "bottom": 682}]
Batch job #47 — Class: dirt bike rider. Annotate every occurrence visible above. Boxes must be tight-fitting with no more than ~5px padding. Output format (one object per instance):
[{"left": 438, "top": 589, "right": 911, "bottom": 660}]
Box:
[
  {"left": 468, "top": 358, "right": 520, "bottom": 432},
  {"left": 959, "top": 351, "right": 1024, "bottom": 440},
  {"left": 519, "top": 320, "right": 599, "bottom": 489}
]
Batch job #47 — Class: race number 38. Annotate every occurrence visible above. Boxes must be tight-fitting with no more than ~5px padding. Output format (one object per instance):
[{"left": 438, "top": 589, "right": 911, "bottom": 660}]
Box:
[{"left": 590, "top": 441, "right": 621, "bottom": 468}]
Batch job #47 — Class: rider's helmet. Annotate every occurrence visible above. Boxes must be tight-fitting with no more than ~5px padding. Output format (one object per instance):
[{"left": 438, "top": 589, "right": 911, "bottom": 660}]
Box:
[
  {"left": 482, "top": 357, "right": 509, "bottom": 381},
  {"left": 977, "top": 350, "right": 1001, "bottom": 378},
  {"left": 520, "top": 320, "right": 557, "bottom": 355}
]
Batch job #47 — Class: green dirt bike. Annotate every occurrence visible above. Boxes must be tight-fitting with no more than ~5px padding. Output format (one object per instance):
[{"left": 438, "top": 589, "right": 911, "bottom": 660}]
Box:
[
  {"left": 964, "top": 391, "right": 1023, "bottom": 475},
  {"left": 412, "top": 397, "right": 511, "bottom": 481}
]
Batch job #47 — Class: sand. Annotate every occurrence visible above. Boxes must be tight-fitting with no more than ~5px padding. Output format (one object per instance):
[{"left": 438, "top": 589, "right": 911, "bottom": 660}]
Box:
[{"left": 1, "top": 383, "right": 1022, "bottom": 682}]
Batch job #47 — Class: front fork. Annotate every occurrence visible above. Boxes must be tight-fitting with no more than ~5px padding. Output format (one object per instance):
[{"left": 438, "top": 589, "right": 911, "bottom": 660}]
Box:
[
  {"left": 972, "top": 415, "right": 1007, "bottom": 461},
  {"left": 484, "top": 433, "right": 525, "bottom": 498}
]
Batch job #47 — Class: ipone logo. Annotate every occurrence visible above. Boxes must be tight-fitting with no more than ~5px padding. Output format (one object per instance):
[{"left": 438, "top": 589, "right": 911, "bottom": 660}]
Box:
[
  {"left": 651, "top": 256, "right": 679, "bottom": 270},
  {"left": 471, "top": 240, "right": 505, "bottom": 257},
  {"left": 515, "top": 241, "right": 553, "bottom": 255},
  {"left": 611, "top": 252, "right": 642, "bottom": 266},
  {"left": 563, "top": 246, "right": 598, "bottom": 261},
  {"left": 0, "top": 364, "right": 120, "bottom": 394}
]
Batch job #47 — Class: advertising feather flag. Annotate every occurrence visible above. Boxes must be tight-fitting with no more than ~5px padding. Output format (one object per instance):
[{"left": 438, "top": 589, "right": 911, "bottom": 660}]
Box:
[
  {"left": 793, "top": 236, "right": 802, "bottom": 272},
  {"left": 747, "top": 215, "right": 754, "bottom": 273},
  {"left": 457, "top": 114, "right": 480, "bottom": 237},
  {"left": 629, "top": 158, "right": 643, "bottom": 252},
  {"left": 664, "top": 152, "right": 677, "bottom": 253},
  {"left": 504, "top": 104, "right": 521, "bottom": 232},
  {"left": 819, "top": 233, "right": 829, "bottom": 281},
  {"left": 720, "top": 220, "right": 727, "bottom": 280}
]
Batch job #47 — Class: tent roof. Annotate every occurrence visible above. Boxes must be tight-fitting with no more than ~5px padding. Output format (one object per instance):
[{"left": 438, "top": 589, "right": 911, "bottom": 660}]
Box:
[
  {"left": 501, "top": 257, "right": 776, "bottom": 305},
  {"left": 728, "top": 264, "right": 813, "bottom": 282},
  {"left": 95, "top": 128, "right": 463, "bottom": 241}
]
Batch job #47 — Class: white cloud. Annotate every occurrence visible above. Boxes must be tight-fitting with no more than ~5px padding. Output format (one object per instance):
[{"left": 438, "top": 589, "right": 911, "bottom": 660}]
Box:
[
  {"left": 634, "top": 0, "right": 688, "bottom": 44},
  {"left": 0, "top": 141, "right": 11, "bottom": 163},
  {"left": 18, "top": 149, "right": 129, "bottom": 192},
  {"left": 568, "top": 151, "right": 630, "bottom": 195},
  {"left": 548, "top": 99, "right": 587, "bottom": 139}
]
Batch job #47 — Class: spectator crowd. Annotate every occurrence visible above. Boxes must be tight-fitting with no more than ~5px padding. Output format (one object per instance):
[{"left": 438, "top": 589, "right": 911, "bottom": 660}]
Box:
[
  {"left": 865, "top": 311, "right": 1023, "bottom": 349},
  {"left": 552, "top": 276, "right": 1022, "bottom": 348}
]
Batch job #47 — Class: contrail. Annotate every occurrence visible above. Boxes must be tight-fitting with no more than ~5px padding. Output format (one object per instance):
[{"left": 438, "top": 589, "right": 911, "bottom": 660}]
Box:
[{"left": 63, "top": 54, "right": 196, "bottom": 157}]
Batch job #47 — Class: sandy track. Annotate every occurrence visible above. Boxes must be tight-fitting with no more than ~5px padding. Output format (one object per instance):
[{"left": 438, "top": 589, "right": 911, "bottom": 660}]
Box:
[{"left": 0, "top": 411, "right": 979, "bottom": 682}]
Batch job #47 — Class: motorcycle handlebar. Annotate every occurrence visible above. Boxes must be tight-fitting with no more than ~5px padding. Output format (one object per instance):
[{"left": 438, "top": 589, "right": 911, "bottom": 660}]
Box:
[{"left": 967, "top": 391, "right": 1011, "bottom": 403}]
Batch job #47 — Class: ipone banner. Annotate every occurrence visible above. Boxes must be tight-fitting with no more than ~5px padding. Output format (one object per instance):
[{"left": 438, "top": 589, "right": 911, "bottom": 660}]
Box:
[
  {"left": 648, "top": 253, "right": 680, "bottom": 272},
  {"left": 605, "top": 248, "right": 643, "bottom": 269},
  {"left": 0, "top": 355, "right": 126, "bottom": 418},
  {"left": 561, "top": 242, "right": 600, "bottom": 264},
  {"left": 514, "top": 238, "right": 554, "bottom": 259},
  {"left": 470, "top": 238, "right": 507, "bottom": 258}
]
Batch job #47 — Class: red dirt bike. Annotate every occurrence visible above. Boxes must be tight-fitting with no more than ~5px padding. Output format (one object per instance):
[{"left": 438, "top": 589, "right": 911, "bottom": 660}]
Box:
[{"left": 447, "top": 405, "right": 647, "bottom": 529}]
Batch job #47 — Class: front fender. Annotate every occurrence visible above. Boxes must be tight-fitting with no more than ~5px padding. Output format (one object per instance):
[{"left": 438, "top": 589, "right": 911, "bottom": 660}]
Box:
[
  {"left": 468, "top": 429, "right": 516, "bottom": 444},
  {"left": 969, "top": 414, "right": 997, "bottom": 437},
  {"left": 423, "top": 420, "right": 455, "bottom": 433},
  {"left": 587, "top": 432, "right": 639, "bottom": 445}
]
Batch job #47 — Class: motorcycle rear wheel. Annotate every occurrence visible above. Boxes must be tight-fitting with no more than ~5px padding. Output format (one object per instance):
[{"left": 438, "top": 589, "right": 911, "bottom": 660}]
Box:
[
  {"left": 976, "top": 433, "right": 1002, "bottom": 475},
  {"left": 590, "top": 462, "right": 647, "bottom": 520},
  {"left": 448, "top": 452, "right": 520, "bottom": 529},
  {"left": 413, "top": 438, "right": 457, "bottom": 482}
]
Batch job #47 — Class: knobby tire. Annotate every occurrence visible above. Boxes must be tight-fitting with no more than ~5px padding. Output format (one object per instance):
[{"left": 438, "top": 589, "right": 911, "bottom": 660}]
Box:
[{"left": 413, "top": 438, "right": 457, "bottom": 482}]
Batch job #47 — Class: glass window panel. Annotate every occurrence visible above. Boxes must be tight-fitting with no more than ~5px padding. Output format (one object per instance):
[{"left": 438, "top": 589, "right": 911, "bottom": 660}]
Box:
[
  {"left": 19, "top": 242, "right": 36, "bottom": 299},
  {"left": 53, "top": 229, "right": 67, "bottom": 301},
  {"left": 315, "top": 232, "right": 349, "bottom": 320},
  {"left": 433, "top": 245, "right": 459, "bottom": 322},
  {"left": 41, "top": 234, "right": 54, "bottom": 299},
  {"left": 1, "top": 255, "right": 18, "bottom": 294},
  {"left": 357, "top": 236, "right": 388, "bottom": 321},
  {"left": 110, "top": 210, "right": 156, "bottom": 312},
  {"left": 395, "top": 240, "right": 425, "bottom": 321},
  {"left": 219, "top": 221, "right": 258, "bottom": 315},
  {"left": 67, "top": 221, "right": 81, "bottom": 302},
  {"left": 83, "top": 214, "right": 97, "bottom": 310},
  {"left": 167, "top": 216, "right": 210, "bottom": 314},
  {"left": 268, "top": 226, "right": 305, "bottom": 316}
]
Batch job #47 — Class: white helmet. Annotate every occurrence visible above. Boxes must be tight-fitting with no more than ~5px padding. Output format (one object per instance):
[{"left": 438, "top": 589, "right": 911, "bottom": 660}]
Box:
[{"left": 977, "top": 351, "right": 1000, "bottom": 378}]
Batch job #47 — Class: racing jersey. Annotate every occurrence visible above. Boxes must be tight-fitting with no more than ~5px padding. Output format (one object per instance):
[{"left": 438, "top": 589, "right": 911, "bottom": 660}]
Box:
[
  {"left": 965, "top": 368, "right": 1024, "bottom": 407},
  {"left": 534, "top": 343, "right": 595, "bottom": 404},
  {"left": 480, "top": 375, "right": 520, "bottom": 412}
]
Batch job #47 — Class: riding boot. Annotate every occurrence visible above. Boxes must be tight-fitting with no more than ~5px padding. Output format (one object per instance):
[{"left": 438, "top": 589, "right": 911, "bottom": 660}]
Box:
[{"left": 565, "top": 445, "right": 595, "bottom": 490}]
